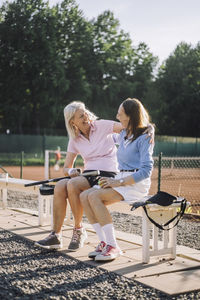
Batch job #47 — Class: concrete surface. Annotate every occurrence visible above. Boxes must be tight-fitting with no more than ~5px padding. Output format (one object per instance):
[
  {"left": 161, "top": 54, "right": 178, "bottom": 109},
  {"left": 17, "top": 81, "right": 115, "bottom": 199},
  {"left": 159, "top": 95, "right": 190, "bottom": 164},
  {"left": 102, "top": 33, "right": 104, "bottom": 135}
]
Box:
[{"left": 0, "top": 208, "right": 199, "bottom": 295}]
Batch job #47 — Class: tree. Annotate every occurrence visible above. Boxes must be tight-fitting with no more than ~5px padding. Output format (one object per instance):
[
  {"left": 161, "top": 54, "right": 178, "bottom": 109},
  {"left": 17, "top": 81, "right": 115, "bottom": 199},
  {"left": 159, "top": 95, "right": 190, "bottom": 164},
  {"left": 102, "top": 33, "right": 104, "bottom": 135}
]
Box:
[
  {"left": 87, "top": 11, "right": 157, "bottom": 118},
  {"left": 155, "top": 42, "right": 200, "bottom": 136},
  {"left": 56, "top": 0, "right": 94, "bottom": 108},
  {"left": 0, "top": 1, "right": 158, "bottom": 133},
  {"left": 0, "top": 0, "right": 68, "bottom": 134}
]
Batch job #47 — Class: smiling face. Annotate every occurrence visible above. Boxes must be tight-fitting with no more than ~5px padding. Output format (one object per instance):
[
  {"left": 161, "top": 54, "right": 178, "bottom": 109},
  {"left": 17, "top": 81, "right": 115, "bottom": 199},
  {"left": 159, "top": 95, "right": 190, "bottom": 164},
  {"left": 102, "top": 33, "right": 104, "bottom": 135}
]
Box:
[
  {"left": 116, "top": 104, "right": 130, "bottom": 129},
  {"left": 70, "top": 108, "right": 91, "bottom": 133}
]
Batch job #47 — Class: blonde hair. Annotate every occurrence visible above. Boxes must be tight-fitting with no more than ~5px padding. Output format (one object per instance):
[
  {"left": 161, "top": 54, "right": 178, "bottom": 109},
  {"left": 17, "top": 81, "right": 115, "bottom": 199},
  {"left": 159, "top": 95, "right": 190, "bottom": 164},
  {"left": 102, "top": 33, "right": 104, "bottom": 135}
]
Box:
[{"left": 63, "top": 101, "right": 97, "bottom": 138}]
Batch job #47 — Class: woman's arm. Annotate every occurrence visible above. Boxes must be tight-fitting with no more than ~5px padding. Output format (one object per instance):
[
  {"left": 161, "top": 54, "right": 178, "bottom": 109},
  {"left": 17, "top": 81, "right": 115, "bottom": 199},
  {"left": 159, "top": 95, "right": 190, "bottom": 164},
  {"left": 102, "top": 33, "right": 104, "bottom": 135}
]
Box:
[
  {"left": 63, "top": 152, "right": 79, "bottom": 177},
  {"left": 113, "top": 121, "right": 155, "bottom": 143},
  {"left": 98, "top": 175, "right": 135, "bottom": 189},
  {"left": 113, "top": 122, "right": 123, "bottom": 133},
  {"left": 99, "top": 134, "right": 154, "bottom": 188}
]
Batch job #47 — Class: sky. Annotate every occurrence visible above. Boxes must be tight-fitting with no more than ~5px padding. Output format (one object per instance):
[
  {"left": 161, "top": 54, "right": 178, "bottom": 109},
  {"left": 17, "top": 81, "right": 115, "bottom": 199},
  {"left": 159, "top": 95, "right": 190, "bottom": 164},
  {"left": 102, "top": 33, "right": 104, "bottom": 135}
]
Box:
[
  {"left": 48, "top": 0, "right": 200, "bottom": 64},
  {"left": 3, "top": 0, "right": 200, "bottom": 64}
]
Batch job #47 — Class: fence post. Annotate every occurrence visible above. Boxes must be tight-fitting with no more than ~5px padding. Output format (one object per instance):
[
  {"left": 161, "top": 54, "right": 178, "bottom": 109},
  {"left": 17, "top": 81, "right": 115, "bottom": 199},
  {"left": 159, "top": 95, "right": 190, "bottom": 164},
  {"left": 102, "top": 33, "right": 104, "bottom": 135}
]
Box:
[
  {"left": 20, "top": 151, "right": 24, "bottom": 179},
  {"left": 158, "top": 152, "right": 162, "bottom": 192},
  {"left": 42, "top": 133, "right": 46, "bottom": 159},
  {"left": 196, "top": 137, "right": 198, "bottom": 155}
]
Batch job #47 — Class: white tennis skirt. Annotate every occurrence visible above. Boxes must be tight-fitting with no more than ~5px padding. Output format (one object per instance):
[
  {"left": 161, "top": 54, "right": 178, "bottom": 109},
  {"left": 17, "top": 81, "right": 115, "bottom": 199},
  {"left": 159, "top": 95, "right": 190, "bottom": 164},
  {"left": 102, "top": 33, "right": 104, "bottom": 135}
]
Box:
[{"left": 112, "top": 171, "right": 151, "bottom": 204}]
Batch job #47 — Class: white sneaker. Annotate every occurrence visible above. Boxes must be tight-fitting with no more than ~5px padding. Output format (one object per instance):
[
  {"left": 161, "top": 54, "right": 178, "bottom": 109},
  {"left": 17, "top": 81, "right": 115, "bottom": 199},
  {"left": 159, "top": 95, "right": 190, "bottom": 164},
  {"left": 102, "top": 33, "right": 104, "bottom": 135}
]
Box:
[
  {"left": 95, "top": 245, "right": 122, "bottom": 262},
  {"left": 68, "top": 227, "right": 87, "bottom": 251},
  {"left": 88, "top": 241, "right": 106, "bottom": 259}
]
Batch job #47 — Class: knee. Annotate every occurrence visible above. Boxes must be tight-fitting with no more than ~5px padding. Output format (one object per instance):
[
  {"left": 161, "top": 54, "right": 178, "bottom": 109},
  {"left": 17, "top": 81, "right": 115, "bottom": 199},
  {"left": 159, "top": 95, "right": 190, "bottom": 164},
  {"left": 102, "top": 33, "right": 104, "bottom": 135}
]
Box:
[
  {"left": 54, "top": 179, "right": 67, "bottom": 198},
  {"left": 67, "top": 178, "right": 81, "bottom": 194}
]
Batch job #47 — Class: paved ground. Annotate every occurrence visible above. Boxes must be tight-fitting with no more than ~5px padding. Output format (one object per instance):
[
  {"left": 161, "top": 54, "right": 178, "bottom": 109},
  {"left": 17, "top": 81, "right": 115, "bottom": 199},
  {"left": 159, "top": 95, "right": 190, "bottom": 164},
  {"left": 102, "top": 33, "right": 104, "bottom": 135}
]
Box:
[{"left": 0, "top": 208, "right": 199, "bottom": 298}]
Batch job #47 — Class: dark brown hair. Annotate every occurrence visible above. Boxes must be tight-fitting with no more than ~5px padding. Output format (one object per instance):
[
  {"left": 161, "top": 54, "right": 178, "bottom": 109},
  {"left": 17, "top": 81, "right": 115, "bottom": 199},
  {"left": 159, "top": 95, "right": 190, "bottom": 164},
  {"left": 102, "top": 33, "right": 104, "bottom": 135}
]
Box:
[{"left": 122, "top": 98, "right": 150, "bottom": 141}]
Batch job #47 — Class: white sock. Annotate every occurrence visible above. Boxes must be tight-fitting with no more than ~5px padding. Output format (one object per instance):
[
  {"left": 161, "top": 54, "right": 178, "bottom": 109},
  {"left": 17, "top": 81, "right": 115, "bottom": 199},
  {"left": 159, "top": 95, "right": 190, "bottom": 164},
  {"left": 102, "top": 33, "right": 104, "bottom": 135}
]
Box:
[
  {"left": 102, "top": 223, "right": 118, "bottom": 248},
  {"left": 92, "top": 223, "right": 106, "bottom": 243},
  {"left": 54, "top": 232, "right": 62, "bottom": 239}
]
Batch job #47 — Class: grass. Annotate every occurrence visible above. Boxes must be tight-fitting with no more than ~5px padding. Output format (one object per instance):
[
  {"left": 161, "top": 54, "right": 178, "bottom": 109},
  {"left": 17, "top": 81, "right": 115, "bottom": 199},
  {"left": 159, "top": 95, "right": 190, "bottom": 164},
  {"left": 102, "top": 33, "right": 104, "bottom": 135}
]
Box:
[
  {"left": 0, "top": 158, "right": 44, "bottom": 166},
  {"left": 0, "top": 154, "right": 84, "bottom": 167}
]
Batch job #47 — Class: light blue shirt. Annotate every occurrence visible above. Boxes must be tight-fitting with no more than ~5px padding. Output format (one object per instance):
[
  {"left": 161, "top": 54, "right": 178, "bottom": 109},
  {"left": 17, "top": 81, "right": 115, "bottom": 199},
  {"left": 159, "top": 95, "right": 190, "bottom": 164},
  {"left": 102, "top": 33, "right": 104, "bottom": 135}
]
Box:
[{"left": 116, "top": 130, "right": 154, "bottom": 183}]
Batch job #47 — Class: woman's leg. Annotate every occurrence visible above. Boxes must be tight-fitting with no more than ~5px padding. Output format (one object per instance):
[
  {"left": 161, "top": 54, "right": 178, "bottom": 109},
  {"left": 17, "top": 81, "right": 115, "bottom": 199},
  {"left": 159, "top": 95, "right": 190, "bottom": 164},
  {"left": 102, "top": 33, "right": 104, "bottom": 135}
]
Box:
[
  {"left": 81, "top": 188, "right": 107, "bottom": 258},
  {"left": 35, "top": 177, "right": 90, "bottom": 250},
  {"left": 66, "top": 177, "right": 91, "bottom": 251},
  {"left": 53, "top": 177, "right": 90, "bottom": 232},
  {"left": 35, "top": 179, "right": 69, "bottom": 249},
  {"left": 80, "top": 188, "right": 99, "bottom": 224},
  {"left": 53, "top": 179, "right": 69, "bottom": 233},
  {"left": 67, "top": 177, "right": 90, "bottom": 228},
  {"left": 81, "top": 188, "right": 106, "bottom": 241},
  {"left": 88, "top": 188, "right": 123, "bottom": 226},
  {"left": 87, "top": 188, "right": 123, "bottom": 261}
]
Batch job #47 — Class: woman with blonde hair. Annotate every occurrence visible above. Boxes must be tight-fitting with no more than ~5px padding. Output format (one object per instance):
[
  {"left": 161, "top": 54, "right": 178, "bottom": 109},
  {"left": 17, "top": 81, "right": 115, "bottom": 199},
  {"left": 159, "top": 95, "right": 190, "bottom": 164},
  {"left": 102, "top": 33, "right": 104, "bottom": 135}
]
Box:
[
  {"left": 35, "top": 101, "right": 122, "bottom": 250},
  {"left": 80, "top": 98, "right": 154, "bottom": 261}
]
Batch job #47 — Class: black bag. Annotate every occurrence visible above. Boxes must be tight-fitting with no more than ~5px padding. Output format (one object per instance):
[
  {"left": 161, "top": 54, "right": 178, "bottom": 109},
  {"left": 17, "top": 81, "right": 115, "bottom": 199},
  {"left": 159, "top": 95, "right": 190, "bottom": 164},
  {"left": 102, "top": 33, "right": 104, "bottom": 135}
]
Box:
[
  {"left": 39, "top": 184, "right": 55, "bottom": 195},
  {"left": 131, "top": 191, "right": 187, "bottom": 230}
]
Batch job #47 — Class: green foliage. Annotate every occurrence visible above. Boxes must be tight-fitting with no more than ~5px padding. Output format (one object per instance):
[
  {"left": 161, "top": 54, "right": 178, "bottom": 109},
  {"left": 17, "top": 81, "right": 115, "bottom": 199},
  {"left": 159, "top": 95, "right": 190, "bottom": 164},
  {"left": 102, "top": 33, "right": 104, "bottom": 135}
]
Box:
[
  {"left": 153, "top": 42, "right": 200, "bottom": 136},
  {"left": 88, "top": 11, "right": 157, "bottom": 118},
  {"left": 0, "top": 0, "right": 157, "bottom": 134},
  {"left": 0, "top": 0, "right": 69, "bottom": 133},
  {"left": 0, "top": 156, "right": 44, "bottom": 166},
  {"left": 0, "top": 153, "right": 83, "bottom": 166},
  {"left": 1, "top": 0, "right": 199, "bottom": 138}
]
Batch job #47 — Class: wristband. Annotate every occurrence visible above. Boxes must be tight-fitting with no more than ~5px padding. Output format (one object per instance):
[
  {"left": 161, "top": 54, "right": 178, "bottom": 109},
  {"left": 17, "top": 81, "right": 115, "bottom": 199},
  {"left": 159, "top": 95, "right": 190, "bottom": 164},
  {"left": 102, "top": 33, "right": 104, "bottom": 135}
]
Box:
[{"left": 68, "top": 168, "right": 75, "bottom": 176}]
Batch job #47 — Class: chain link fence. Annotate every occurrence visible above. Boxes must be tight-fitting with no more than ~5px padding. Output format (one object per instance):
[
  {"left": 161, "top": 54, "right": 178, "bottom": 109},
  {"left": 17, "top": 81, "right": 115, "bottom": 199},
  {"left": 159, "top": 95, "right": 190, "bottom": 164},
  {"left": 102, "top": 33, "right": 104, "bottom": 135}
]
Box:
[
  {"left": 46, "top": 152, "right": 200, "bottom": 215},
  {"left": 149, "top": 156, "right": 200, "bottom": 214},
  {"left": 0, "top": 148, "right": 200, "bottom": 215}
]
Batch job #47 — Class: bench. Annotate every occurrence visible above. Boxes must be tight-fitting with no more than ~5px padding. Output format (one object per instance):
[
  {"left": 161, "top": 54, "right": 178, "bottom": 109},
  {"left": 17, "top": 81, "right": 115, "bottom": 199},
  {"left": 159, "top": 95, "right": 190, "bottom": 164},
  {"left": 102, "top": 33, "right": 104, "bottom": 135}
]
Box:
[
  {"left": 0, "top": 177, "right": 73, "bottom": 227},
  {"left": 0, "top": 176, "right": 189, "bottom": 264},
  {"left": 0, "top": 176, "right": 75, "bottom": 228},
  {"left": 140, "top": 200, "right": 189, "bottom": 263},
  {"left": 0, "top": 177, "right": 51, "bottom": 226}
]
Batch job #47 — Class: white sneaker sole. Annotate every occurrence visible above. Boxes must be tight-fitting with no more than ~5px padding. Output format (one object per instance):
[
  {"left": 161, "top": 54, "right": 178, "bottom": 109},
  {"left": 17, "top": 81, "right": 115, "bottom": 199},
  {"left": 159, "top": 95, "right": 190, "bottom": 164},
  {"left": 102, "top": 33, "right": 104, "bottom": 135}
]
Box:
[
  {"left": 88, "top": 251, "right": 101, "bottom": 259},
  {"left": 95, "top": 250, "right": 122, "bottom": 262},
  {"left": 35, "top": 242, "right": 63, "bottom": 250}
]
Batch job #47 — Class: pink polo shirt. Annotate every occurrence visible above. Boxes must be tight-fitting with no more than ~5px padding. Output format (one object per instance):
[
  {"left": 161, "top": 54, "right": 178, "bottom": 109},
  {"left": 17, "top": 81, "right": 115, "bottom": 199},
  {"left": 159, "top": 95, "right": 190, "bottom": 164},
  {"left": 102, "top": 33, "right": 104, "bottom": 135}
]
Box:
[{"left": 67, "top": 120, "right": 118, "bottom": 172}]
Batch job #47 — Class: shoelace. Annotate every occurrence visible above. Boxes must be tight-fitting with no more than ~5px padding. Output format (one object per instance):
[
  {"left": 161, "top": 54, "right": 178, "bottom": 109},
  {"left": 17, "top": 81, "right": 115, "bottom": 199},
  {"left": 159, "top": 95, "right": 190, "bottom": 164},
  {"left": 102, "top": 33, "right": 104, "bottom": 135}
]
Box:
[
  {"left": 71, "top": 229, "right": 81, "bottom": 242},
  {"left": 101, "top": 244, "right": 113, "bottom": 255},
  {"left": 97, "top": 242, "right": 106, "bottom": 252},
  {"left": 43, "top": 232, "right": 55, "bottom": 241}
]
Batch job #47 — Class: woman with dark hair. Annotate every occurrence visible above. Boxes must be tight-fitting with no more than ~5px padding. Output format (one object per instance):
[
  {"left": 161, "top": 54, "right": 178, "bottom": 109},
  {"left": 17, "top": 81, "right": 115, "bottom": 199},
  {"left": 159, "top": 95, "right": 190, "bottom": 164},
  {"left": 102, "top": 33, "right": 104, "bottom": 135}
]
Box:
[{"left": 80, "top": 98, "right": 154, "bottom": 261}]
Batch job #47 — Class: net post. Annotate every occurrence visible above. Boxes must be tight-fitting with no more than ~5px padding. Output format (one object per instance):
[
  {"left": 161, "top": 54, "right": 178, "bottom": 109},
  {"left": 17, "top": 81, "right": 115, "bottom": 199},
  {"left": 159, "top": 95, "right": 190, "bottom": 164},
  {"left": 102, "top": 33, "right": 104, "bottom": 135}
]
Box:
[{"left": 44, "top": 150, "right": 49, "bottom": 180}]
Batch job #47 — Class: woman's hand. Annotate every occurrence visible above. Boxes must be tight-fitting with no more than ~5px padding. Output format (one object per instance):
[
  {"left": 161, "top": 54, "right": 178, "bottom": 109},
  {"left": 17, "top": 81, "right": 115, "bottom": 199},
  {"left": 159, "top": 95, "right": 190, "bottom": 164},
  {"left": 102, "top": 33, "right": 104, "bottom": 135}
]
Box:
[
  {"left": 98, "top": 177, "right": 120, "bottom": 189},
  {"left": 145, "top": 124, "right": 155, "bottom": 144},
  {"left": 68, "top": 168, "right": 81, "bottom": 177}
]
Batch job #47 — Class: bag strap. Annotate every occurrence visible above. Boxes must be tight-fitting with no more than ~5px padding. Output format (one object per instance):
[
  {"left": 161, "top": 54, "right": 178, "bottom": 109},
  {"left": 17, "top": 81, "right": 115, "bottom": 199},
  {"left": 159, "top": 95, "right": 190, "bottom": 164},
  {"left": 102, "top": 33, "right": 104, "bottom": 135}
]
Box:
[{"left": 143, "top": 199, "right": 187, "bottom": 231}]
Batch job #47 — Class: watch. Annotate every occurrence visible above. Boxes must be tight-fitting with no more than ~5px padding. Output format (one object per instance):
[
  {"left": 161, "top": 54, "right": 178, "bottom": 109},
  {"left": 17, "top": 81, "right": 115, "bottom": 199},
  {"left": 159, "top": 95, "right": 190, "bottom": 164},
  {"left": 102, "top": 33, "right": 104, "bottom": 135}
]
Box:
[{"left": 119, "top": 178, "right": 124, "bottom": 186}]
